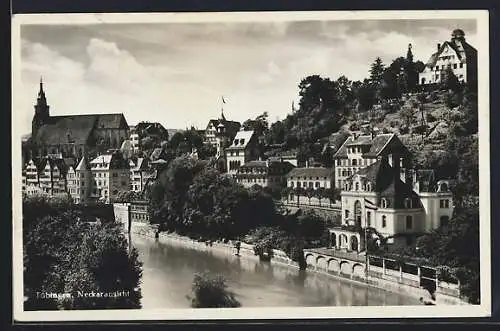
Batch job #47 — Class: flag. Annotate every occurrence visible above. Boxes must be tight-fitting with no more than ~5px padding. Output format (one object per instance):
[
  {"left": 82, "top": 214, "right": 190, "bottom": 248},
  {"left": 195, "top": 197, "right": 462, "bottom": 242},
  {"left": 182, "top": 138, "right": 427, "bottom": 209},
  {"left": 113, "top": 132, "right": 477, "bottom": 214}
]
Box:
[
  {"left": 222, "top": 96, "right": 226, "bottom": 104},
  {"left": 364, "top": 198, "right": 378, "bottom": 210}
]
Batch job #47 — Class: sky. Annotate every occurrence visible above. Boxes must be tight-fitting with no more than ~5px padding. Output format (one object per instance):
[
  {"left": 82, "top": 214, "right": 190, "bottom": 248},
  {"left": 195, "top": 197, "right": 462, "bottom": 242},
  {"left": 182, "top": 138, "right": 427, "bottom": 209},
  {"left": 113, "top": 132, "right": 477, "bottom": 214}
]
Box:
[{"left": 16, "top": 18, "right": 477, "bottom": 135}]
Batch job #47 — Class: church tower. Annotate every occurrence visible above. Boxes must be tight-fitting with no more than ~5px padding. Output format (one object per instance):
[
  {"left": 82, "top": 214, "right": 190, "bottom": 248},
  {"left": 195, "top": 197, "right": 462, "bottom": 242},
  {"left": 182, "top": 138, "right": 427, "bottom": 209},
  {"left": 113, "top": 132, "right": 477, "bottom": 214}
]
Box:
[{"left": 32, "top": 77, "right": 50, "bottom": 138}]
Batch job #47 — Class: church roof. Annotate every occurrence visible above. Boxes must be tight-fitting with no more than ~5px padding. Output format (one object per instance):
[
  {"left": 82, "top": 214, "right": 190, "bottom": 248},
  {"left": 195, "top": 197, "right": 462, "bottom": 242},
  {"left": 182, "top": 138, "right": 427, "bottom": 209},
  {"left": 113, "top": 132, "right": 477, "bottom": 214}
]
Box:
[{"left": 34, "top": 113, "right": 128, "bottom": 146}]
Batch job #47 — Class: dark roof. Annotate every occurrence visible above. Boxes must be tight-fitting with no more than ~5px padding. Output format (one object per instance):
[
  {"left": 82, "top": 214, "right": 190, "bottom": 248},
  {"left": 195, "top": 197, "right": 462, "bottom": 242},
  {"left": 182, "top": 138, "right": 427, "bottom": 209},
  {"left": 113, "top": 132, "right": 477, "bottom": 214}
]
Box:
[
  {"left": 286, "top": 167, "right": 333, "bottom": 178},
  {"left": 323, "top": 131, "right": 350, "bottom": 154},
  {"left": 240, "top": 160, "right": 267, "bottom": 168},
  {"left": 334, "top": 134, "right": 398, "bottom": 159},
  {"left": 207, "top": 119, "right": 241, "bottom": 135},
  {"left": 35, "top": 113, "right": 128, "bottom": 146},
  {"left": 424, "top": 40, "right": 477, "bottom": 68},
  {"left": 33, "top": 157, "right": 70, "bottom": 176}
]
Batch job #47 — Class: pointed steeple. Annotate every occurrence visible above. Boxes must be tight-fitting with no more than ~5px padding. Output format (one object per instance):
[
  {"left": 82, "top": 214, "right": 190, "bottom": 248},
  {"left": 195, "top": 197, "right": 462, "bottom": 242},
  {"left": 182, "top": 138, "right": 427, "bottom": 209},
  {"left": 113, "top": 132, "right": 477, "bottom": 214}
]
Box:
[
  {"left": 32, "top": 76, "right": 50, "bottom": 137},
  {"left": 37, "top": 76, "right": 47, "bottom": 106},
  {"left": 406, "top": 43, "right": 413, "bottom": 64}
]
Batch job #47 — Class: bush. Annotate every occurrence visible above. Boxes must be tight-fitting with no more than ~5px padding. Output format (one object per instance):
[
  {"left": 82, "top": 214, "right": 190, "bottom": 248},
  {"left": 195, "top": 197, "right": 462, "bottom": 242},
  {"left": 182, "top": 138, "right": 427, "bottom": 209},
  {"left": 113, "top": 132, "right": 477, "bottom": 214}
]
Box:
[
  {"left": 187, "top": 272, "right": 241, "bottom": 308},
  {"left": 426, "top": 113, "right": 437, "bottom": 122}
]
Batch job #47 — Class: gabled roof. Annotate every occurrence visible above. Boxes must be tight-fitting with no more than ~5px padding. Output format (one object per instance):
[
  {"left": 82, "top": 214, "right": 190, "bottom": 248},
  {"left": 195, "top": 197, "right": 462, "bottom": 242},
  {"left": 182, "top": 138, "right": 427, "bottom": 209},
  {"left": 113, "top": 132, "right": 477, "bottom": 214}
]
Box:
[
  {"left": 93, "top": 113, "right": 128, "bottom": 130},
  {"left": 286, "top": 167, "right": 333, "bottom": 178},
  {"left": 31, "top": 156, "right": 70, "bottom": 176},
  {"left": 334, "top": 134, "right": 398, "bottom": 159},
  {"left": 75, "top": 156, "right": 90, "bottom": 171},
  {"left": 325, "top": 131, "right": 350, "bottom": 152},
  {"left": 90, "top": 152, "right": 129, "bottom": 170},
  {"left": 226, "top": 130, "right": 255, "bottom": 150},
  {"left": 130, "top": 157, "right": 149, "bottom": 171},
  {"left": 424, "top": 40, "right": 477, "bottom": 68}
]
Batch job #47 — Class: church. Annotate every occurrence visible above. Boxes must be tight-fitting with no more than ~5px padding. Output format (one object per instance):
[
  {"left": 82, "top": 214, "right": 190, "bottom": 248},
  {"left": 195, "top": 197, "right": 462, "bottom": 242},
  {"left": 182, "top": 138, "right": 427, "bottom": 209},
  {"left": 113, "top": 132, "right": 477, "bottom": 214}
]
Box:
[{"left": 26, "top": 79, "right": 130, "bottom": 161}]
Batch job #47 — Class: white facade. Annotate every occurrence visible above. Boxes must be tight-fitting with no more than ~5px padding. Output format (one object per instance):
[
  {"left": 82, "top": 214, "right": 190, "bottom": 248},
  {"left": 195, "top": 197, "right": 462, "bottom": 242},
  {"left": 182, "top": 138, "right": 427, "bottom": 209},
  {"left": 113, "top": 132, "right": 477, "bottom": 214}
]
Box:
[
  {"left": 419, "top": 43, "right": 467, "bottom": 85},
  {"left": 90, "top": 153, "right": 130, "bottom": 203}
]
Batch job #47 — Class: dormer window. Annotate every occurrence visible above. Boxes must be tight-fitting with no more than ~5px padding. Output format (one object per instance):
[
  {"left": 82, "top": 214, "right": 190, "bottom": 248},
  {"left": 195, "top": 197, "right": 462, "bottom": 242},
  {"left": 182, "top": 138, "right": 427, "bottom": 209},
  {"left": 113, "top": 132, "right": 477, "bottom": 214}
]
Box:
[{"left": 240, "top": 139, "right": 245, "bottom": 145}]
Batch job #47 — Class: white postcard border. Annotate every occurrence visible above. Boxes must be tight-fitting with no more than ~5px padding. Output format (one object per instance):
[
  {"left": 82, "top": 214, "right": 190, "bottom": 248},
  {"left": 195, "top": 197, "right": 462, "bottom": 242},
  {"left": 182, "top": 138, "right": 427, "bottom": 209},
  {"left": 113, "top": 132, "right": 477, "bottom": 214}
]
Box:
[{"left": 11, "top": 9, "right": 491, "bottom": 321}]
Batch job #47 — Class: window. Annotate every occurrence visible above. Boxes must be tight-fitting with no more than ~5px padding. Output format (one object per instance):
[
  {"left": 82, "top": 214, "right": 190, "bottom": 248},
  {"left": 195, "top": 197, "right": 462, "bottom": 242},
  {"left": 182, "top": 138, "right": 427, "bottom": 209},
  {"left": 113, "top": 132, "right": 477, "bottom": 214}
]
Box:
[
  {"left": 381, "top": 198, "right": 388, "bottom": 208},
  {"left": 367, "top": 211, "right": 371, "bottom": 227},
  {"left": 453, "top": 63, "right": 457, "bottom": 69},
  {"left": 290, "top": 181, "right": 294, "bottom": 187},
  {"left": 440, "top": 199, "right": 450, "bottom": 208},
  {"left": 366, "top": 183, "right": 371, "bottom": 191},
  {"left": 382, "top": 216, "right": 387, "bottom": 228},
  {"left": 355, "top": 182, "right": 359, "bottom": 191},
  {"left": 459, "top": 63, "right": 463, "bottom": 68},
  {"left": 303, "top": 182, "right": 307, "bottom": 187},
  {"left": 345, "top": 210, "right": 350, "bottom": 219},
  {"left": 404, "top": 198, "right": 412, "bottom": 209},
  {"left": 315, "top": 182, "right": 320, "bottom": 188},
  {"left": 406, "top": 216, "right": 413, "bottom": 229},
  {"left": 297, "top": 182, "right": 301, "bottom": 188},
  {"left": 308, "top": 182, "right": 313, "bottom": 188},
  {"left": 352, "top": 159, "right": 357, "bottom": 166}
]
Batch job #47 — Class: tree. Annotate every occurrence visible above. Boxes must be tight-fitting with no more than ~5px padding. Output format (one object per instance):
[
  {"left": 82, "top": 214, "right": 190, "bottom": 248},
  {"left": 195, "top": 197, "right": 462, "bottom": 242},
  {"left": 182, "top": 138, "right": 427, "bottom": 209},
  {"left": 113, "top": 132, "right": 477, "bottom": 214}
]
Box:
[
  {"left": 23, "top": 195, "right": 142, "bottom": 310},
  {"left": 293, "top": 187, "right": 305, "bottom": 207},
  {"left": 442, "top": 67, "right": 461, "bottom": 92},
  {"left": 324, "top": 188, "right": 340, "bottom": 206},
  {"left": 187, "top": 272, "right": 240, "bottom": 308},
  {"left": 369, "top": 57, "right": 386, "bottom": 86},
  {"left": 415, "top": 205, "right": 479, "bottom": 303},
  {"left": 314, "top": 187, "right": 325, "bottom": 207},
  {"left": 305, "top": 187, "right": 316, "bottom": 205},
  {"left": 400, "top": 106, "right": 415, "bottom": 131}
]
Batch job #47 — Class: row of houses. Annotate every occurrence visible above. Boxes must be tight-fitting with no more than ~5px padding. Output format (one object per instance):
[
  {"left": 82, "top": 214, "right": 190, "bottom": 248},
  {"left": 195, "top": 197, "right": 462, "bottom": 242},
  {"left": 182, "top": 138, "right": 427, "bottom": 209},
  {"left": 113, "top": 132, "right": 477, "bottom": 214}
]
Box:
[{"left": 22, "top": 151, "right": 156, "bottom": 204}]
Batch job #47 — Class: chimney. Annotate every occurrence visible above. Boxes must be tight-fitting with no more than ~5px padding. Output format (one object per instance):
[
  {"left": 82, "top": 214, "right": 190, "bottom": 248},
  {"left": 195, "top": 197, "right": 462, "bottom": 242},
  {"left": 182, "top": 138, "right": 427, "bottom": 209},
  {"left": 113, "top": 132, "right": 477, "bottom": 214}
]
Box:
[{"left": 437, "top": 43, "right": 441, "bottom": 51}]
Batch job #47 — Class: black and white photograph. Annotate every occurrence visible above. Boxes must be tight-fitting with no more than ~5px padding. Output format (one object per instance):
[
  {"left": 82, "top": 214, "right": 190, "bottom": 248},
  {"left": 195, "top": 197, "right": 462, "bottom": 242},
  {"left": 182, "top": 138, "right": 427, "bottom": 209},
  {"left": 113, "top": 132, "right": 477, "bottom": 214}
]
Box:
[{"left": 11, "top": 10, "right": 490, "bottom": 321}]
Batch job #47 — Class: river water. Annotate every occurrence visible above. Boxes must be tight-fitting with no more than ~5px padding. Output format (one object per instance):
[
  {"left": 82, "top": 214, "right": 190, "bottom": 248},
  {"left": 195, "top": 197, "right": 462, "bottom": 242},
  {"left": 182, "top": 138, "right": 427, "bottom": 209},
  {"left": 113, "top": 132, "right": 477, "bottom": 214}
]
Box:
[{"left": 130, "top": 234, "right": 420, "bottom": 309}]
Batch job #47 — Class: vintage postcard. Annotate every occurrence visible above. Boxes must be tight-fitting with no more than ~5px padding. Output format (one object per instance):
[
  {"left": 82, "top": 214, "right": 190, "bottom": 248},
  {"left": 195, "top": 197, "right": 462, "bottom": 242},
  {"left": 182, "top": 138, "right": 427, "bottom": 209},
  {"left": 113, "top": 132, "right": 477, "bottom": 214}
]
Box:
[{"left": 11, "top": 10, "right": 490, "bottom": 321}]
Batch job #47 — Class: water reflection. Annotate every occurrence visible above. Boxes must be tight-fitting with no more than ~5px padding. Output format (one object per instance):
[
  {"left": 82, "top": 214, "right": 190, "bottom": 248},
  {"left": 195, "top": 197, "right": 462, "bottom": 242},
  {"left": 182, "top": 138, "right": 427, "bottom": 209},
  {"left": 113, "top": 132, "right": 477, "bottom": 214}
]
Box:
[{"left": 131, "top": 234, "right": 420, "bottom": 309}]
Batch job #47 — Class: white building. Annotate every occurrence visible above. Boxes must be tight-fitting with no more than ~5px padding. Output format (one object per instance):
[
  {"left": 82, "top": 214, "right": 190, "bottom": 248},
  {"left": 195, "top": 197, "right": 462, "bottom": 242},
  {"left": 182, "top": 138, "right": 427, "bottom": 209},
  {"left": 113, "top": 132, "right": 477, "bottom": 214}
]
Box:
[
  {"left": 330, "top": 154, "right": 454, "bottom": 252},
  {"left": 418, "top": 29, "right": 477, "bottom": 87},
  {"left": 129, "top": 157, "right": 153, "bottom": 193},
  {"left": 235, "top": 160, "right": 295, "bottom": 189},
  {"left": 89, "top": 151, "right": 130, "bottom": 203},
  {"left": 333, "top": 133, "right": 409, "bottom": 190},
  {"left": 225, "top": 130, "right": 260, "bottom": 175}
]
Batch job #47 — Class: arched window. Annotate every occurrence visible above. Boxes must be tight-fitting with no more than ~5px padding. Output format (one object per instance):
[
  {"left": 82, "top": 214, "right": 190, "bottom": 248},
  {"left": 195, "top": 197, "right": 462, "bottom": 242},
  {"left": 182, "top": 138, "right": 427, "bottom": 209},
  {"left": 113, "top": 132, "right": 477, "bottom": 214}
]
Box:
[
  {"left": 366, "top": 183, "right": 371, "bottom": 191},
  {"left": 354, "top": 200, "right": 362, "bottom": 227},
  {"left": 381, "top": 198, "right": 388, "bottom": 208}
]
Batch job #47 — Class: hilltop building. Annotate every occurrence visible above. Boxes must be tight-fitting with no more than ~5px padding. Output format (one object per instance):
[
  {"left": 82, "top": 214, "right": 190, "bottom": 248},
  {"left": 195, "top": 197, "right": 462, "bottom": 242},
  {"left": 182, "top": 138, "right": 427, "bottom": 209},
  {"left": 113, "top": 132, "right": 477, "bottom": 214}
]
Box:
[
  {"left": 204, "top": 111, "right": 241, "bottom": 149},
  {"left": 28, "top": 79, "right": 130, "bottom": 160},
  {"left": 418, "top": 29, "right": 477, "bottom": 88}
]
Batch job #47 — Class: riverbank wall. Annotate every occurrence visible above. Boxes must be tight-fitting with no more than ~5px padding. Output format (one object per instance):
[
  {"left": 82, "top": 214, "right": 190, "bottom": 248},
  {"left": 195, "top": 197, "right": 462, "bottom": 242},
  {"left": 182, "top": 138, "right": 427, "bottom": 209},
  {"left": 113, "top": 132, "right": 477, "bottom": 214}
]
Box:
[{"left": 128, "top": 221, "right": 469, "bottom": 306}]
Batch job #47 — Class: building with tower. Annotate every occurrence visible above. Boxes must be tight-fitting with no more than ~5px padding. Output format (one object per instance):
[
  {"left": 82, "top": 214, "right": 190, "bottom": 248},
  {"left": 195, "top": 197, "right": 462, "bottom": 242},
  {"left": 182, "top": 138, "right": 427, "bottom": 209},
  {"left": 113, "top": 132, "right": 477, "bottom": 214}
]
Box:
[
  {"left": 28, "top": 79, "right": 130, "bottom": 161},
  {"left": 204, "top": 110, "right": 241, "bottom": 149},
  {"left": 418, "top": 29, "right": 477, "bottom": 88}
]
